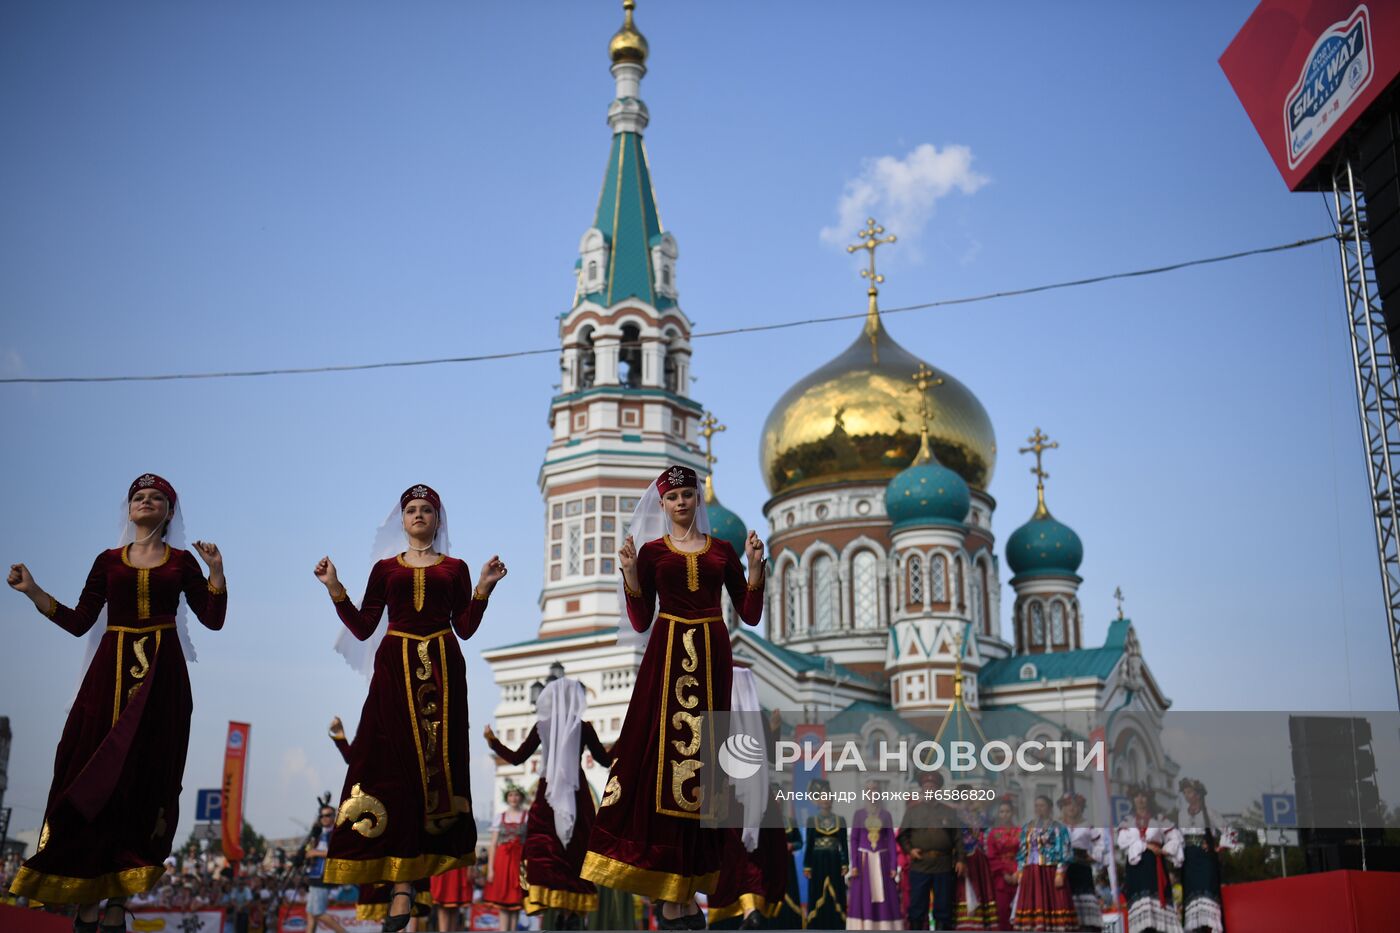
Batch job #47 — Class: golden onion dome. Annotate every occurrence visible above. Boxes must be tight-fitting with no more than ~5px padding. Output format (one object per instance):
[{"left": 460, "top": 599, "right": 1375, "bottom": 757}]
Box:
[
  {"left": 760, "top": 317, "right": 997, "bottom": 495},
  {"left": 609, "top": 0, "right": 649, "bottom": 65}
]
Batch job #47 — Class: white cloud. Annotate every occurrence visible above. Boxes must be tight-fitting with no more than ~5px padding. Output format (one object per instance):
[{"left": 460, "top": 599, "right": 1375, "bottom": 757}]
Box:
[
  {"left": 820, "top": 143, "right": 989, "bottom": 258},
  {"left": 279, "top": 746, "right": 322, "bottom": 800},
  {"left": 0, "top": 348, "right": 25, "bottom": 378}
]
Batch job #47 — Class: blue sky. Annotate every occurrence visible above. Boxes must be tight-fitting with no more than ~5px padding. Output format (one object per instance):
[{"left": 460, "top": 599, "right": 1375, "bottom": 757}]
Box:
[{"left": 1, "top": 1, "right": 1392, "bottom": 845}]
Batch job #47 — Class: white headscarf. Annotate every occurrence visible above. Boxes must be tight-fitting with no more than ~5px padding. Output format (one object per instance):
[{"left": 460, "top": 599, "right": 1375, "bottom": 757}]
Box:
[
  {"left": 74, "top": 494, "right": 196, "bottom": 702},
  {"left": 535, "top": 676, "right": 587, "bottom": 845},
  {"left": 730, "top": 666, "right": 766, "bottom": 852},
  {"left": 333, "top": 496, "right": 453, "bottom": 680},
  {"left": 614, "top": 476, "right": 711, "bottom": 648}
]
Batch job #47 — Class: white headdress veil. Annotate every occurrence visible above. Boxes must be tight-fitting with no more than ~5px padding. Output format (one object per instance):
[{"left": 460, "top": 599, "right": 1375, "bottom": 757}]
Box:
[
  {"left": 535, "top": 676, "right": 586, "bottom": 845},
  {"left": 333, "top": 495, "right": 452, "bottom": 680},
  {"left": 730, "top": 666, "right": 766, "bottom": 851},
  {"left": 74, "top": 494, "right": 196, "bottom": 701},
  {"left": 614, "top": 473, "right": 711, "bottom": 648}
]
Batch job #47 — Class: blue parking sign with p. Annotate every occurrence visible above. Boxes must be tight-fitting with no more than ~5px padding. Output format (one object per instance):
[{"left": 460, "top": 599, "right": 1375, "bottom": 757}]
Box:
[
  {"left": 1110, "top": 795, "right": 1132, "bottom": 826},
  {"left": 196, "top": 788, "right": 222, "bottom": 822},
  {"left": 1263, "top": 793, "right": 1296, "bottom": 827}
]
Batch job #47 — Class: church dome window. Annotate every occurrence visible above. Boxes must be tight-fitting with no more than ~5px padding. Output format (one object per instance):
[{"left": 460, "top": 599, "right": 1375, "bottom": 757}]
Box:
[
  {"left": 1030, "top": 601, "right": 1046, "bottom": 647},
  {"left": 783, "top": 565, "right": 800, "bottom": 638},
  {"left": 1051, "top": 602, "right": 1066, "bottom": 646},
  {"left": 907, "top": 554, "right": 924, "bottom": 606},
  {"left": 1019, "top": 662, "right": 1038, "bottom": 682},
  {"left": 812, "top": 555, "right": 837, "bottom": 631},
  {"left": 931, "top": 554, "right": 947, "bottom": 602},
  {"left": 852, "top": 551, "right": 879, "bottom": 629}
]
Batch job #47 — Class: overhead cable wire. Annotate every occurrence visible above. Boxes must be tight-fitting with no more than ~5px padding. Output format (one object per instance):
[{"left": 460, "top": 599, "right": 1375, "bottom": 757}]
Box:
[{"left": 0, "top": 232, "right": 1338, "bottom": 385}]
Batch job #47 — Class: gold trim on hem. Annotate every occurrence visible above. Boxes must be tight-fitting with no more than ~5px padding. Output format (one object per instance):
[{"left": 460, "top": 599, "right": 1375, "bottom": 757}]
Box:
[
  {"left": 579, "top": 851, "right": 717, "bottom": 903},
  {"left": 523, "top": 884, "right": 599, "bottom": 916},
  {"left": 706, "top": 892, "right": 770, "bottom": 924},
  {"left": 322, "top": 852, "right": 474, "bottom": 886},
  {"left": 8, "top": 864, "right": 164, "bottom": 905},
  {"left": 355, "top": 891, "right": 432, "bottom": 920}
]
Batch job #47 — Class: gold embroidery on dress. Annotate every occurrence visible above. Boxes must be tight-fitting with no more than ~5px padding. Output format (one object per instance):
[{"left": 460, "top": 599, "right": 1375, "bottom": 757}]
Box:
[
  {"left": 601, "top": 775, "right": 621, "bottom": 807},
  {"left": 865, "top": 812, "right": 884, "bottom": 848},
  {"left": 37, "top": 821, "right": 50, "bottom": 852},
  {"left": 664, "top": 535, "right": 711, "bottom": 592},
  {"left": 674, "top": 674, "right": 700, "bottom": 710},
  {"left": 670, "top": 711, "right": 702, "bottom": 756},
  {"left": 129, "top": 635, "right": 151, "bottom": 680},
  {"left": 136, "top": 569, "right": 151, "bottom": 620},
  {"left": 416, "top": 682, "right": 438, "bottom": 716},
  {"left": 670, "top": 759, "right": 704, "bottom": 812},
  {"left": 337, "top": 783, "right": 388, "bottom": 838},
  {"left": 413, "top": 567, "right": 426, "bottom": 612},
  {"left": 681, "top": 628, "right": 699, "bottom": 673},
  {"left": 415, "top": 640, "right": 434, "bottom": 681}
]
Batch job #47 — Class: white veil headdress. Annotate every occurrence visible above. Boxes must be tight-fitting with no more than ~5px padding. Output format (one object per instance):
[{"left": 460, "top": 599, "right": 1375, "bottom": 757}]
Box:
[
  {"left": 73, "top": 495, "right": 196, "bottom": 701},
  {"left": 333, "top": 496, "right": 452, "bottom": 680},
  {"left": 535, "top": 676, "right": 587, "bottom": 845},
  {"left": 730, "top": 666, "right": 766, "bottom": 851},
  {"left": 614, "top": 475, "right": 711, "bottom": 649}
]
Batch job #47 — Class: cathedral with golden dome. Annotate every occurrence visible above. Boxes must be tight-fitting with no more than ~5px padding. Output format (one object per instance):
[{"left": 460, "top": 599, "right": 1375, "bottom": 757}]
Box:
[{"left": 484, "top": 1, "right": 1178, "bottom": 813}]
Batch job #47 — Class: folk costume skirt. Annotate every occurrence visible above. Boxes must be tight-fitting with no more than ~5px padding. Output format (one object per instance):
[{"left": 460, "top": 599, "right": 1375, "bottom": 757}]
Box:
[
  {"left": 1011, "top": 865, "right": 1077, "bottom": 932},
  {"left": 521, "top": 774, "right": 600, "bottom": 915}
]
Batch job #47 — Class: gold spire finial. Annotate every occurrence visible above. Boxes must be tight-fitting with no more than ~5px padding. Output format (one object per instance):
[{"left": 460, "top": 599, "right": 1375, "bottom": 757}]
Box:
[
  {"left": 699, "top": 410, "right": 727, "bottom": 504},
  {"left": 846, "top": 218, "right": 896, "bottom": 363},
  {"left": 1114, "top": 586, "right": 1125, "bottom": 620},
  {"left": 610, "top": 0, "right": 649, "bottom": 65},
  {"left": 910, "top": 362, "right": 944, "bottom": 464},
  {"left": 1018, "top": 427, "right": 1059, "bottom": 519}
]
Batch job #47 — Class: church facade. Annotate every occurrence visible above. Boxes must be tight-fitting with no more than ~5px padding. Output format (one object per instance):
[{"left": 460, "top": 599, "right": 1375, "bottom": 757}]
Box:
[{"left": 482, "top": 3, "right": 1176, "bottom": 816}]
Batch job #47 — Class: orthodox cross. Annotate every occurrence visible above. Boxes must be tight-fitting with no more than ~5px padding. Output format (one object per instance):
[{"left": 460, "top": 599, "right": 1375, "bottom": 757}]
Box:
[
  {"left": 846, "top": 218, "right": 896, "bottom": 363},
  {"left": 699, "top": 411, "right": 726, "bottom": 502},
  {"left": 911, "top": 362, "right": 944, "bottom": 462},
  {"left": 1114, "top": 586, "right": 1125, "bottom": 620},
  {"left": 1019, "top": 427, "right": 1059, "bottom": 518}
]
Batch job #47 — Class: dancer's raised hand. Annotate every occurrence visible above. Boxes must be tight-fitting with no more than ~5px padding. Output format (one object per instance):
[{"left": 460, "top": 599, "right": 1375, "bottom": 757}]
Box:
[
  {"left": 314, "top": 556, "right": 341, "bottom": 593},
  {"left": 192, "top": 540, "right": 223, "bottom": 575},
  {"left": 479, "top": 555, "right": 508, "bottom": 590},
  {"left": 745, "top": 530, "right": 765, "bottom": 570},
  {"left": 618, "top": 535, "right": 637, "bottom": 573},
  {"left": 7, "top": 563, "right": 36, "bottom": 594}
]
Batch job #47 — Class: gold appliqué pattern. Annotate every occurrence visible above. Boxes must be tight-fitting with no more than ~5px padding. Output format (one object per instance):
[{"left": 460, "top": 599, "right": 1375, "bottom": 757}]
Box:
[
  {"left": 670, "top": 712, "right": 702, "bottom": 756},
  {"left": 37, "top": 821, "right": 50, "bottom": 852},
  {"left": 681, "top": 629, "right": 699, "bottom": 672},
  {"left": 664, "top": 535, "right": 711, "bottom": 593},
  {"left": 122, "top": 545, "right": 171, "bottom": 621},
  {"left": 601, "top": 775, "right": 621, "bottom": 807},
  {"left": 674, "top": 675, "right": 700, "bottom": 710},
  {"left": 670, "top": 759, "right": 704, "bottom": 813},
  {"left": 337, "top": 783, "right": 388, "bottom": 838},
  {"left": 655, "top": 615, "right": 716, "bottom": 820},
  {"left": 415, "top": 641, "right": 434, "bottom": 681}
]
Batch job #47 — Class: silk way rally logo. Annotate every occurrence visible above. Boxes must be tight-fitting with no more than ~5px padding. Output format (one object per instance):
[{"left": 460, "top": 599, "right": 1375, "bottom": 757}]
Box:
[
  {"left": 1285, "top": 5, "right": 1373, "bottom": 169},
  {"left": 718, "top": 732, "right": 765, "bottom": 779}
]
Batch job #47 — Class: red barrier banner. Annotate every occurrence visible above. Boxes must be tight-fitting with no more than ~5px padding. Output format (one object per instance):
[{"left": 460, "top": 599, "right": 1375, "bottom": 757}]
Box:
[
  {"left": 221, "top": 721, "right": 251, "bottom": 865},
  {"left": 129, "top": 909, "right": 224, "bottom": 932}
]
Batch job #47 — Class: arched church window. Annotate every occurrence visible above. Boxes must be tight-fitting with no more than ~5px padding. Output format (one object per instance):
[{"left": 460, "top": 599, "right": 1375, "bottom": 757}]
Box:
[
  {"left": 663, "top": 352, "right": 678, "bottom": 393},
  {"left": 931, "top": 554, "right": 947, "bottom": 601},
  {"left": 578, "top": 327, "right": 596, "bottom": 389},
  {"left": 587, "top": 260, "right": 598, "bottom": 283},
  {"left": 783, "top": 565, "right": 799, "bottom": 637},
  {"left": 662, "top": 265, "right": 672, "bottom": 287},
  {"left": 1030, "top": 602, "right": 1045, "bottom": 646},
  {"left": 852, "top": 551, "right": 878, "bottom": 629},
  {"left": 1051, "top": 602, "right": 1066, "bottom": 645},
  {"left": 969, "top": 573, "right": 983, "bottom": 629},
  {"left": 812, "top": 555, "right": 836, "bottom": 632},
  {"left": 954, "top": 556, "right": 964, "bottom": 609},
  {"left": 619, "top": 323, "right": 642, "bottom": 388},
  {"left": 908, "top": 554, "right": 924, "bottom": 606}
]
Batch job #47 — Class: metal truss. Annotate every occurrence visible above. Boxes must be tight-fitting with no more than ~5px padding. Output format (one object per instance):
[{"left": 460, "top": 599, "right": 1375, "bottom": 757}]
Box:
[{"left": 1331, "top": 158, "right": 1400, "bottom": 706}]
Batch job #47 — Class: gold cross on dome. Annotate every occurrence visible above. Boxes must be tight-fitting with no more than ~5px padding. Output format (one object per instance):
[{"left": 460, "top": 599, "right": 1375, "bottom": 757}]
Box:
[
  {"left": 847, "top": 218, "right": 897, "bottom": 290},
  {"left": 1019, "top": 427, "right": 1059, "bottom": 518},
  {"left": 1114, "top": 586, "right": 1125, "bottom": 620},
  {"left": 699, "top": 410, "right": 726, "bottom": 503},
  {"left": 910, "top": 363, "right": 944, "bottom": 462}
]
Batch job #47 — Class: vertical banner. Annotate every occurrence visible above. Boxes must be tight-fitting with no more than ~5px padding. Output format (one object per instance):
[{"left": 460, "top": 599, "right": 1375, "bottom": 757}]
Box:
[
  {"left": 222, "top": 721, "right": 251, "bottom": 867},
  {"left": 1088, "top": 724, "right": 1119, "bottom": 909}
]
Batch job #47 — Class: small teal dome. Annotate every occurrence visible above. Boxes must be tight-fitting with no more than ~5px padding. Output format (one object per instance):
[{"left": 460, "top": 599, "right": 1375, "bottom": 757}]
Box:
[
  {"left": 1006, "top": 510, "right": 1083, "bottom": 578},
  {"left": 706, "top": 496, "right": 749, "bottom": 558},
  {"left": 885, "top": 457, "right": 971, "bottom": 531}
]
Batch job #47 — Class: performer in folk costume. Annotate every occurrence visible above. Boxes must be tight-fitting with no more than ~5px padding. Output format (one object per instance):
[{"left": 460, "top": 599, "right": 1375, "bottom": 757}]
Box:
[
  {"left": 953, "top": 794, "right": 999, "bottom": 930},
  {"left": 802, "top": 779, "right": 849, "bottom": 929},
  {"left": 1175, "top": 779, "right": 1230, "bottom": 933},
  {"left": 315, "top": 483, "right": 507, "bottom": 932},
  {"left": 1059, "top": 792, "right": 1107, "bottom": 932},
  {"left": 326, "top": 718, "right": 432, "bottom": 928},
  {"left": 706, "top": 675, "right": 789, "bottom": 930},
  {"left": 480, "top": 783, "right": 528, "bottom": 925},
  {"left": 770, "top": 802, "right": 806, "bottom": 930},
  {"left": 1116, "top": 785, "right": 1184, "bottom": 933},
  {"left": 847, "top": 781, "right": 900, "bottom": 930},
  {"left": 983, "top": 800, "right": 1021, "bottom": 933},
  {"left": 484, "top": 674, "right": 615, "bottom": 929},
  {"left": 7, "top": 473, "right": 226, "bottom": 932},
  {"left": 581, "top": 465, "right": 766, "bottom": 930},
  {"left": 1011, "top": 795, "right": 1076, "bottom": 932}
]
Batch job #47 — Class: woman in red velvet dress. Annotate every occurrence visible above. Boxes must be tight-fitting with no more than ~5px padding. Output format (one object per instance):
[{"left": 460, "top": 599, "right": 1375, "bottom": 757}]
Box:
[
  {"left": 983, "top": 800, "right": 1021, "bottom": 933},
  {"left": 314, "top": 484, "right": 506, "bottom": 932},
  {"left": 6, "top": 473, "right": 226, "bottom": 932},
  {"left": 580, "top": 465, "right": 765, "bottom": 930},
  {"left": 485, "top": 675, "right": 613, "bottom": 929}
]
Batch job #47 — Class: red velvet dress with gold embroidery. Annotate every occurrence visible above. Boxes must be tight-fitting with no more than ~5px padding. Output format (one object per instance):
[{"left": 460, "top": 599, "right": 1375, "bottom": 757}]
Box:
[
  {"left": 580, "top": 535, "right": 764, "bottom": 902},
  {"left": 8, "top": 546, "right": 227, "bottom": 904},
  {"left": 324, "top": 555, "right": 487, "bottom": 885}
]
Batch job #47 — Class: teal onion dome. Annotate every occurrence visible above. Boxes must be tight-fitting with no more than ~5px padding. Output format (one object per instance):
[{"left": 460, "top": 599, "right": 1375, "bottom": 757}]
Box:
[
  {"left": 885, "top": 456, "right": 971, "bottom": 531},
  {"left": 704, "top": 478, "right": 749, "bottom": 558},
  {"left": 1006, "top": 509, "right": 1083, "bottom": 578}
]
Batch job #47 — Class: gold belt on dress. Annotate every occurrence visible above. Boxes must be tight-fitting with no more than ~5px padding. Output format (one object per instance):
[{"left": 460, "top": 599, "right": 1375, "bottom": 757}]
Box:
[
  {"left": 107, "top": 622, "right": 176, "bottom": 634},
  {"left": 386, "top": 628, "right": 451, "bottom": 641},
  {"left": 657, "top": 612, "right": 722, "bottom": 625}
]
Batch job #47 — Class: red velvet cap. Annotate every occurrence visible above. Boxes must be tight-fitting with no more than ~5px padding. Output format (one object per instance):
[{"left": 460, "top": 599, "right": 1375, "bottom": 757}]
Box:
[
  {"left": 128, "top": 473, "right": 177, "bottom": 509},
  {"left": 655, "top": 465, "right": 697, "bottom": 495},
  {"left": 400, "top": 483, "right": 442, "bottom": 512}
]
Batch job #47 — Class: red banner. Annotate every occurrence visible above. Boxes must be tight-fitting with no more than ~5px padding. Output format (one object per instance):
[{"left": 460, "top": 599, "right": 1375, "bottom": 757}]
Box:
[{"left": 221, "top": 721, "right": 251, "bottom": 866}]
